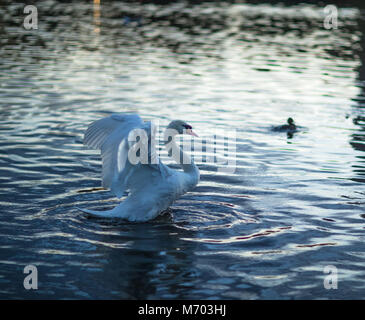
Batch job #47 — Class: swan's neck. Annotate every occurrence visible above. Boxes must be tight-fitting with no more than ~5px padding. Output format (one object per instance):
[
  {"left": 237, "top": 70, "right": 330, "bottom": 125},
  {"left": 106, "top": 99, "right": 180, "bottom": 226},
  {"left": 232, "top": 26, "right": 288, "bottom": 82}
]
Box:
[{"left": 164, "top": 131, "right": 197, "bottom": 174}]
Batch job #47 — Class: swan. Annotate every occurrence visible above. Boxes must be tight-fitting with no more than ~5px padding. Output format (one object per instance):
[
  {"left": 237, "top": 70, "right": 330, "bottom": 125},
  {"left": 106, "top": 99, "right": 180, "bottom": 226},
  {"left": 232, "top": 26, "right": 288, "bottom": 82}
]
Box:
[{"left": 78, "top": 113, "right": 200, "bottom": 222}]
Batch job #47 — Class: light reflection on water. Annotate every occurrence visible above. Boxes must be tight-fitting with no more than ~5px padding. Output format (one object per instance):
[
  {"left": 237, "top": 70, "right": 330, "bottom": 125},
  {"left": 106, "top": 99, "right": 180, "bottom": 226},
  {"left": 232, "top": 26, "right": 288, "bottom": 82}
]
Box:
[{"left": 0, "top": 0, "right": 365, "bottom": 299}]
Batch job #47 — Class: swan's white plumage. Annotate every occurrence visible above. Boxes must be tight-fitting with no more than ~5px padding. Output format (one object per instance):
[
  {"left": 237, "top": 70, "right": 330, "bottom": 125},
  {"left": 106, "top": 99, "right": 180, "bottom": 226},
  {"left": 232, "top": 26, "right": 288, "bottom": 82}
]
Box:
[
  {"left": 84, "top": 114, "right": 164, "bottom": 198},
  {"left": 80, "top": 113, "right": 199, "bottom": 221}
]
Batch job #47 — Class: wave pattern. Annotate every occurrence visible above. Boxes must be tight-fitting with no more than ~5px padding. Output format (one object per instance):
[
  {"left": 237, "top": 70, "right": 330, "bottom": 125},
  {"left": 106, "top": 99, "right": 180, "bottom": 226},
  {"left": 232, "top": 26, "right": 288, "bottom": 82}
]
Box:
[{"left": 0, "top": 1, "right": 365, "bottom": 299}]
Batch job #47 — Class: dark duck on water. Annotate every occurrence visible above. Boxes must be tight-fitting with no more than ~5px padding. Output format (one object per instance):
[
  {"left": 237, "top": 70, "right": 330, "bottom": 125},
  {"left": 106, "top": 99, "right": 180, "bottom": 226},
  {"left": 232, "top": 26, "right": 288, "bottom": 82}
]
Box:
[{"left": 272, "top": 117, "right": 298, "bottom": 138}]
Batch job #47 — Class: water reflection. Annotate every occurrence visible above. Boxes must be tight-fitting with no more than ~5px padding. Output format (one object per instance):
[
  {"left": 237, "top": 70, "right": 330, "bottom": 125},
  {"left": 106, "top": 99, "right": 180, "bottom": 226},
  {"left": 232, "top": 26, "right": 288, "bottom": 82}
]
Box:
[
  {"left": 349, "top": 8, "right": 365, "bottom": 183},
  {"left": 83, "top": 220, "right": 199, "bottom": 299},
  {"left": 93, "top": 0, "right": 101, "bottom": 34}
]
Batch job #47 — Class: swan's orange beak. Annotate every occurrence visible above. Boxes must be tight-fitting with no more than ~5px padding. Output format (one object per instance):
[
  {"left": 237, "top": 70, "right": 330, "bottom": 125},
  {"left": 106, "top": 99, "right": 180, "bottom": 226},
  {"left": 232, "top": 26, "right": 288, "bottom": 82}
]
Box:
[{"left": 186, "top": 129, "right": 198, "bottom": 137}]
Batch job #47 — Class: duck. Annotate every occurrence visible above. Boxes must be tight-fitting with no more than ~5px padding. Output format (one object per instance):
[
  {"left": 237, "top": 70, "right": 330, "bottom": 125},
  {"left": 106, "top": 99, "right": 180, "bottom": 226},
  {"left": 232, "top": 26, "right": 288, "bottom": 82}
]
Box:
[
  {"left": 78, "top": 114, "right": 200, "bottom": 222},
  {"left": 272, "top": 117, "right": 297, "bottom": 133}
]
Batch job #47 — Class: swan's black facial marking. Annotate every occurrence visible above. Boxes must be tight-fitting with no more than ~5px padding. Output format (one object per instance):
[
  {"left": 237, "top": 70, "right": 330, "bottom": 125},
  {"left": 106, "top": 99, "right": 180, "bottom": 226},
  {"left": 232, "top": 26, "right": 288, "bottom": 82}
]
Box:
[{"left": 183, "top": 124, "right": 192, "bottom": 130}]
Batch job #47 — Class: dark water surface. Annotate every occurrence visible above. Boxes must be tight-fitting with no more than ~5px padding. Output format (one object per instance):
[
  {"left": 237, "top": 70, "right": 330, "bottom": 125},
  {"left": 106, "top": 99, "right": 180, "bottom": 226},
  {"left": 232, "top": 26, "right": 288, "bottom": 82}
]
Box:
[{"left": 1, "top": 0, "right": 365, "bottom": 299}]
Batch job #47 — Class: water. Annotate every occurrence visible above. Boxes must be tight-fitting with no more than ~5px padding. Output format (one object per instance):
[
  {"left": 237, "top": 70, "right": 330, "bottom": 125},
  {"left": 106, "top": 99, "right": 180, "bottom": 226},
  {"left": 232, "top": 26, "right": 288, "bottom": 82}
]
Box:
[{"left": 1, "top": 0, "right": 365, "bottom": 299}]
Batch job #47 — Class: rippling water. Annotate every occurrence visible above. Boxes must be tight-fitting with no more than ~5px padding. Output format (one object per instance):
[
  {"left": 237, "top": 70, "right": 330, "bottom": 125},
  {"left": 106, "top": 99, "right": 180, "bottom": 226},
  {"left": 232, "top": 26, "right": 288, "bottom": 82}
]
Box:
[{"left": 1, "top": 0, "right": 365, "bottom": 299}]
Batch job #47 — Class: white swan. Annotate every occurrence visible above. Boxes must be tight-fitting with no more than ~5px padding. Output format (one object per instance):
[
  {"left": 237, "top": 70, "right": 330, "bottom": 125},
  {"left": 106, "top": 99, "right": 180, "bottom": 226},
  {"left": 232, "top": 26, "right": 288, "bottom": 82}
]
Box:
[{"left": 79, "top": 113, "right": 200, "bottom": 221}]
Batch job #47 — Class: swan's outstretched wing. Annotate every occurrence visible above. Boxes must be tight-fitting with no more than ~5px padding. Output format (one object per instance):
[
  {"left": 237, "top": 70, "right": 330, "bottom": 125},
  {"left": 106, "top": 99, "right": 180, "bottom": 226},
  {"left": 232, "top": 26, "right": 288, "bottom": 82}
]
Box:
[{"left": 84, "top": 113, "right": 167, "bottom": 198}]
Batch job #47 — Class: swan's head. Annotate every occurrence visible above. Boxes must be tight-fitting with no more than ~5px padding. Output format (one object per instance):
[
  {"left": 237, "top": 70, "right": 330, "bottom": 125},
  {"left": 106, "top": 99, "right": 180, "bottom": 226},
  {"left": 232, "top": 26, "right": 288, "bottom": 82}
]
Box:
[
  {"left": 287, "top": 117, "right": 295, "bottom": 125},
  {"left": 167, "top": 120, "right": 198, "bottom": 137}
]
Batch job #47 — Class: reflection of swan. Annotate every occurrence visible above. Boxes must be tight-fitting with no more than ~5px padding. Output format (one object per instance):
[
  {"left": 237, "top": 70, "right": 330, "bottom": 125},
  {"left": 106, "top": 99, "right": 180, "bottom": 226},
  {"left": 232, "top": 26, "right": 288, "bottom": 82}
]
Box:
[{"left": 79, "top": 114, "right": 200, "bottom": 221}]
